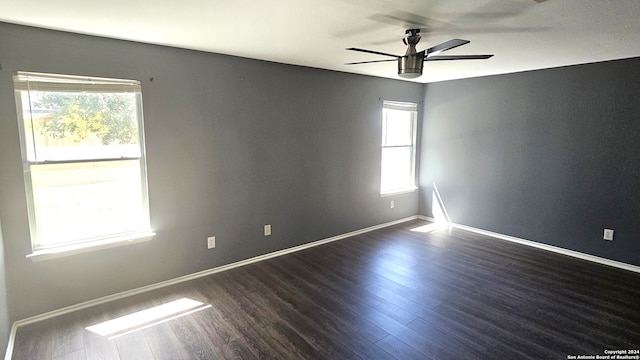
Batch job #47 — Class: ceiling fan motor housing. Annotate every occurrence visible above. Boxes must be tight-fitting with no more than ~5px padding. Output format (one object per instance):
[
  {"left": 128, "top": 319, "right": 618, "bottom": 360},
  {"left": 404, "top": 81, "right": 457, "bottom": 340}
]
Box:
[{"left": 398, "top": 51, "right": 425, "bottom": 78}]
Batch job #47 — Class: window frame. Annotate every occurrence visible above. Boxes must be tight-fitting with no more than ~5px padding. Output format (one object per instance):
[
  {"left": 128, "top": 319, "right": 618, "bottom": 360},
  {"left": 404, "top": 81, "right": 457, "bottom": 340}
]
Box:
[
  {"left": 380, "top": 100, "right": 418, "bottom": 196},
  {"left": 13, "top": 71, "right": 154, "bottom": 260}
]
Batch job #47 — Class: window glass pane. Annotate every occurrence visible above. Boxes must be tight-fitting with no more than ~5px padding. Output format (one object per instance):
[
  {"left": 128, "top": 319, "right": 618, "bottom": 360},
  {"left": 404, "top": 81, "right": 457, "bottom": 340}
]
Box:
[
  {"left": 21, "top": 91, "right": 140, "bottom": 162},
  {"left": 383, "top": 108, "right": 413, "bottom": 146},
  {"left": 30, "top": 160, "right": 147, "bottom": 249},
  {"left": 381, "top": 147, "right": 412, "bottom": 192}
]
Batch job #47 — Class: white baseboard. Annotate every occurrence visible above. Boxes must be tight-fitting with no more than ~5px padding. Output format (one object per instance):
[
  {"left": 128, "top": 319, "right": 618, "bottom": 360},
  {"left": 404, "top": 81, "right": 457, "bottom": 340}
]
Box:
[
  {"left": 3, "top": 323, "right": 17, "bottom": 360},
  {"left": 417, "top": 215, "right": 640, "bottom": 274},
  {"left": 4, "top": 215, "right": 418, "bottom": 360}
]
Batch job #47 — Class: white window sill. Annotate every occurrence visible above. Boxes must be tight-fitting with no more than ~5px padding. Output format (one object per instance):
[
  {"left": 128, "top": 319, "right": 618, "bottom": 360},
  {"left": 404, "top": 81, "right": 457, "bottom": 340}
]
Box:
[
  {"left": 380, "top": 187, "right": 418, "bottom": 197},
  {"left": 27, "top": 232, "right": 156, "bottom": 262}
]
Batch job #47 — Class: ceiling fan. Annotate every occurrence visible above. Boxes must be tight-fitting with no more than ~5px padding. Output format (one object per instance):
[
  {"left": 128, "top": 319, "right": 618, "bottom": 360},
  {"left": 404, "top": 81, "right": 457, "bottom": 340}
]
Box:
[{"left": 346, "top": 29, "right": 493, "bottom": 79}]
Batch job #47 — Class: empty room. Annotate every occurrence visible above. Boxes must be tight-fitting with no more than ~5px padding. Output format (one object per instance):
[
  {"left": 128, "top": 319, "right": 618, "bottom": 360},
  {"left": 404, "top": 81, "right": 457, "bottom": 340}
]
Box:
[{"left": 1, "top": 0, "right": 639, "bottom": 359}]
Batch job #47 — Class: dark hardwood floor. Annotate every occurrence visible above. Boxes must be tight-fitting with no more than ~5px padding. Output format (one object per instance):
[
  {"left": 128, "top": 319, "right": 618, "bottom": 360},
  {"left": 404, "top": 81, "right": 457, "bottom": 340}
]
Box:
[{"left": 11, "top": 220, "right": 640, "bottom": 359}]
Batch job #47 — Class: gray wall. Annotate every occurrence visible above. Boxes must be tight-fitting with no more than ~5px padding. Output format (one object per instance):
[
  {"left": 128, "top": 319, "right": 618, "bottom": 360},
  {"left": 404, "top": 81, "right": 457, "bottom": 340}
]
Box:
[
  {"left": 0, "top": 222, "right": 10, "bottom": 356},
  {"left": 0, "top": 22, "right": 422, "bottom": 321},
  {"left": 419, "top": 57, "right": 640, "bottom": 266}
]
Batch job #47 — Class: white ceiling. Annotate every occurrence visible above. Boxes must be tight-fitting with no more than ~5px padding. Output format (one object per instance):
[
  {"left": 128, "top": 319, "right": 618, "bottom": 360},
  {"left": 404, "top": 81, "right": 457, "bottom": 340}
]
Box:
[{"left": 1, "top": 0, "right": 639, "bottom": 83}]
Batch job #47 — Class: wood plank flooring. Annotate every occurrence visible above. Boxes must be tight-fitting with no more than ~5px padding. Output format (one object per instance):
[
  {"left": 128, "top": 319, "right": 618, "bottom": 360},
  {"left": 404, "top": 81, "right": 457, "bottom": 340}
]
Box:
[{"left": 11, "top": 220, "right": 640, "bottom": 359}]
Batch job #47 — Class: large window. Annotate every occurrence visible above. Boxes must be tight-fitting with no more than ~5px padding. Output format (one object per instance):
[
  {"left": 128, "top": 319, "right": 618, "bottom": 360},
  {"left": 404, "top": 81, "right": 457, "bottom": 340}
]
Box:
[
  {"left": 13, "top": 72, "right": 152, "bottom": 256},
  {"left": 380, "top": 100, "right": 417, "bottom": 195}
]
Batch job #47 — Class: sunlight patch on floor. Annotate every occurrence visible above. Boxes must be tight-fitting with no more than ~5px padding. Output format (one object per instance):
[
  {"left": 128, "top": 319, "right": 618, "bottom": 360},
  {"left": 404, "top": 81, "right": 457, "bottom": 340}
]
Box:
[
  {"left": 410, "top": 222, "right": 448, "bottom": 233},
  {"left": 85, "top": 297, "right": 211, "bottom": 339}
]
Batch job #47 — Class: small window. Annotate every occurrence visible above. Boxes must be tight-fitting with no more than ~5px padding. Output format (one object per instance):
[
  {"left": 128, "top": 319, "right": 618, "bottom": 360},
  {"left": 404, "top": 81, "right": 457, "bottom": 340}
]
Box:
[
  {"left": 381, "top": 100, "right": 417, "bottom": 195},
  {"left": 13, "top": 72, "right": 152, "bottom": 254}
]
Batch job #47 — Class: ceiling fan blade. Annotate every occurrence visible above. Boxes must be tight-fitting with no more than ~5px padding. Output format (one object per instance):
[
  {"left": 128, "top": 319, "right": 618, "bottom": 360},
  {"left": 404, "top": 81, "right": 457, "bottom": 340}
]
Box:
[
  {"left": 424, "top": 39, "right": 470, "bottom": 55},
  {"left": 424, "top": 55, "right": 494, "bottom": 61},
  {"left": 346, "top": 47, "right": 400, "bottom": 58},
  {"left": 345, "top": 59, "right": 399, "bottom": 65}
]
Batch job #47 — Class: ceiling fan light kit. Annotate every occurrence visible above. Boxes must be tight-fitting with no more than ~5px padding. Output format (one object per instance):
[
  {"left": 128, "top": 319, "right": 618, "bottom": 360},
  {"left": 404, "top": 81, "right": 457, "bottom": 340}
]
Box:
[
  {"left": 398, "top": 53, "right": 424, "bottom": 78},
  {"left": 346, "top": 28, "right": 493, "bottom": 79}
]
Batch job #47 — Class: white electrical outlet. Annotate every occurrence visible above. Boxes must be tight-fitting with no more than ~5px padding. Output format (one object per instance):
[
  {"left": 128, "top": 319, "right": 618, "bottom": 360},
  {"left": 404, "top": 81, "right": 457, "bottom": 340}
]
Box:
[
  {"left": 603, "top": 229, "right": 614, "bottom": 241},
  {"left": 207, "top": 236, "right": 216, "bottom": 249},
  {"left": 390, "top": 200, "right": 395, "bottom": 209},
  {"left": 264, "top": 224, "right": 271, "bottom": 236}
]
